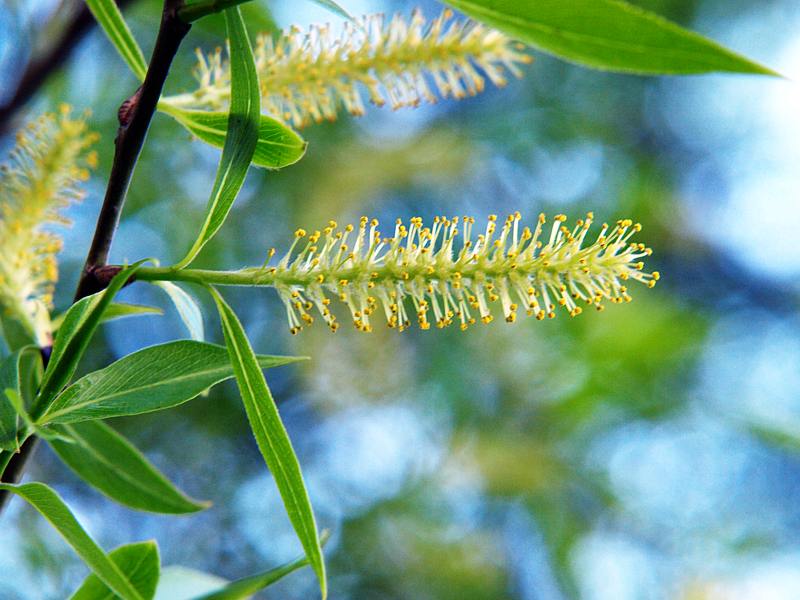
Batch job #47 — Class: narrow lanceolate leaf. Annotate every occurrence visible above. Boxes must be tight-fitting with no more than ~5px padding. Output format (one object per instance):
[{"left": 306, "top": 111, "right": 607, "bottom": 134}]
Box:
[
  {"left": 52, "top": 303, "right": 163, "bottom": 331},
  {"left": 154, "top": 281, "right": 205, "bottom": 341},
  {"left": 210, "top": 288, "right": 326, "bottom": 599},
  {"left": 443, "top": 0, "right": 778, "bottom": 75},
  {"left": 175, "top": 7, "right": 260, "bottom": 269},
  {"left": 0, "top": 347, "right": 37, "bottom": 450},
  {"left": 37, "top": 340, "right": 303, "bottom": 425},
  {"left": 0, "top": 482, "right": 144, "bottom": 600},
  {"left": 70, "top": 541, "right": 160, "bottom": 600},
  {"left": 34, "top": 262, "right": 145, "bottom": 420},
  {"left": 195, "top": 531, "right": 331, "bottom": 600},
  {"left": 49, "top": 420, "right": 209, "bottom": 514},
  {"left": 85, "top": 0, "right": 148, "bottom": 80},
  {"left": 157, "top": 105, "right": 307, "bottom": 169}
]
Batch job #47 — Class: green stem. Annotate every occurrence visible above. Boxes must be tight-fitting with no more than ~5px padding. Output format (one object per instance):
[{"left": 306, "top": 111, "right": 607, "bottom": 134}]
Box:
[{"left": 136, "top": 253, "right": 582, "bottom": 288}]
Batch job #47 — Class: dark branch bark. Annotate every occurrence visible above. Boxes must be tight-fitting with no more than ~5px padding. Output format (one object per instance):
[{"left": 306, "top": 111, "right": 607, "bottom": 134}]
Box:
[
  {"left": 73, "top": 0, "right": 191, "bottom": 298},
  {"left": 0, "top": 0, "right": 136, "bottom": 134},
  {"left": 0, "top": 0, "right": 191, "bottom": 514}
]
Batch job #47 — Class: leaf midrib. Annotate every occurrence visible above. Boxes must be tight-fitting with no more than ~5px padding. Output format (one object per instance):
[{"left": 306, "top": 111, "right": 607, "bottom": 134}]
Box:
[{"left": 41, "top": 363, "right": 236, "bottom": 423}]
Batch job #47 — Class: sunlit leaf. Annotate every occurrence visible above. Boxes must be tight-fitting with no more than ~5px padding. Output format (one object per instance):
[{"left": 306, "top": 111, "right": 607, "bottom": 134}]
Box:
[
  {"left": 85, "top": 0, "right": 148, "bottom": 80},
  {"left": 443, "top": 0, "right": 778, "bottom": 75},
  {"left": 154, "top": 281, "right": 205, "bottom": 341},
  {"left": 37, "top": 341, "right": 303, "bottom": 425},
  {"left": 175, "top": 7, "right": 261, "bottom": 269},
  {"left": 49, "top": 420, "right": 210, "bottom": 514},
  {"left": 0, "top": 482, "right": 144, "bottom": 600},
  {"left": 158, "top": 106, "right": 307, "bottom": 169},
  {"left": 209, "top": 287, "right": 326, "bottom": 599},
  {"left": 70, "top": 541, "right": 160, "bottom": 600}
]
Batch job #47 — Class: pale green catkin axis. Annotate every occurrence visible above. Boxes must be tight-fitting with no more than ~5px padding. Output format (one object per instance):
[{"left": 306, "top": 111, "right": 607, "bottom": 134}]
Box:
[
  {"left": 0, "top": 107, "right": 98, "bottom": 345},
  {"left": 138, "top": 213, "right": 659, "bottom": 334},
  {"left": 161, "top": 8, "right": 533, "bottom": 127}
]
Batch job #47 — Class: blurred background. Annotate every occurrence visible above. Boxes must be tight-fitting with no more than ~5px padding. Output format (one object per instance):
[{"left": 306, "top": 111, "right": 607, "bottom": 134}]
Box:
[{"left": 1, "top": 0, "right": 799, "bottom": 597}]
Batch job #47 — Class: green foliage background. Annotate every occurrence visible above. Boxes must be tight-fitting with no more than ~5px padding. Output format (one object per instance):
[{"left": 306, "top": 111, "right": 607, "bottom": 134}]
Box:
[{"left": 1, "top": 0, "right": 799, "bottom": 597}]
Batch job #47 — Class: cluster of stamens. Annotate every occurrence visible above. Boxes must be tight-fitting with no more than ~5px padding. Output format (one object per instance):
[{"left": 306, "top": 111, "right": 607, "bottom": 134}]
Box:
[
  {"left": 0, "top": 106, "right": 97, "bottom": 344},
  {"left": 247, "top": 213, "right": 659, "bottom": 334},
  {"left": 163, "top": 9, "right": 532, "bottom": 127}
]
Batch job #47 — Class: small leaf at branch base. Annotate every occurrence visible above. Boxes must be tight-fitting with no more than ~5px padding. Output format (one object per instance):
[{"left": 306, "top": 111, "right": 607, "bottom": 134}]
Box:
[
  {"left": 0, "top": 482, "right": 144, "bottom": 600},
  {"left": 70, "top": 541, "right": 160, "bottom": 600},
  {"left": 49, "top": 420, "right": 209, "bottom": 514},
  {"left": 444, "top": 0, "right": 778, "bottom": 76},
  {"left": 35, "top": 262, "right": 146, "bottom": 419},
  {"left": 0, "top": 347, "right": 39, "bottom": 451},
  {"left": 52, "top": 303, "right": 163, "bottom": 332},
  {"left": 210, "top": 287, "right": 327, "bottom": 599}
]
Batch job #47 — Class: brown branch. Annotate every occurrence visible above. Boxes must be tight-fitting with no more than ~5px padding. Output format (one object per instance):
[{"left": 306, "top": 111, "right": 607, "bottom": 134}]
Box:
[{"left": 0, "top": 0, "right": 192, "bottom": 514}]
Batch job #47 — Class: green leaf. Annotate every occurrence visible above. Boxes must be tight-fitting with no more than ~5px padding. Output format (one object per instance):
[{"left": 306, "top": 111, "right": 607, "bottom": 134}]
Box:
[
  {"left": 34, "top": 262, "right": 145, "bottom": 420},
  {"left": 85, "top": 0, "right": 148, "bottom": 80},
  {"left": 209, "top": 287, "right": 326, "bottom": 599},
  {"left": 307, "top": 0, "right": 355, "bottom": 21},
  {"left": 158, "top": 105, "right": 307, "bottom": 170},
  {"left": 443, "top": 0, "right": 778, "bottom": 75},
  {"left": 194, "top": 530, "right": 331, "bottom": 600},
  {"left": 175, "top": 7, "right": 261, "bottom": 269},
  {"left": 52, "top": 303, "right": 163, "bottom": 332},
  {"left": 49, "top": 420, "right": 209, "bottom": 514},
  {"left": 0, "top": 347, "right": 36, "bottom": 451},
  {"left": 70, "top": 541, "right": 160, "bottom": 600},
  {"left": 0, "top": 482, "right": 144, "bottom": 600},
  {"left": 153, "top": 281, "right": 205, "bottom": 341},
  {"left": 37, "top": 340, "right": 303, "bottom": 425}
]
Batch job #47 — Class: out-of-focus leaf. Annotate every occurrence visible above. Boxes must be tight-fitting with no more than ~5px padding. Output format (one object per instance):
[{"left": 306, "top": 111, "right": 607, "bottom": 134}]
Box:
[
  {"left": 70, "top": 541, "right": 160, "bottom": 600},
  {"left": 85, "top": 0, "right": 148, "bottom": 80},
  {"left": 49, "top": 420, "right": 209, "bottom": 514},
  {"left": 307, "top": 0, "right": 354, "bottom": 21},
  {"left": 175, "top": 7, "right": 260, "bottom": 269},
  {"left": 34, "top": 262, "right": 145, "bottom": 420},
  {"left": 443, "top": 0, "right": 778, "bottom": 75},
  {"left": 154, "top": 281, "right": 205, "bottom": 341},
  {"left": 52, "top": 303, "right": 163, "bottom": 331},
  {"left": 0, "top": 482, "right": 144, "bottom": 600},
  {"left": 158, "top": 105, "right": 307, "bottom": 170},
  {"left": 210, "top": 288, "right": 327, "bottom": 599},
  {"left": 37, "top": 341, "right": 303, "bottom": 425},
  {"left": 154, "top": 567, "right": 228, "bottom": 600}
]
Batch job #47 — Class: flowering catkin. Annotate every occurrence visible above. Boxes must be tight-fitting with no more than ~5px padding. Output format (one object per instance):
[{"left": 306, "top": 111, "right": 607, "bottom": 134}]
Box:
[
  {"left": 0, "top": 107, "right": 97, "bottom": 344},
  {"left": 245, "top": 213, "right": 659, "bottom": 334},
  {"left": 162, "top": 9, "right": 532, "bottom": 127}
]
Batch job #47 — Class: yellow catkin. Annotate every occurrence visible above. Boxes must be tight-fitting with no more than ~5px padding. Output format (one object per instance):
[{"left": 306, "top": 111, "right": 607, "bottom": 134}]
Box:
[
  {"left": 0, "top": 108, "right": 97, "bottom": 344},
  {"left": 247, "top": 213, "right": 659, "bottom": 334},
  {"left": 163, "top": 8, "right": 532, "bottom": 127}
]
